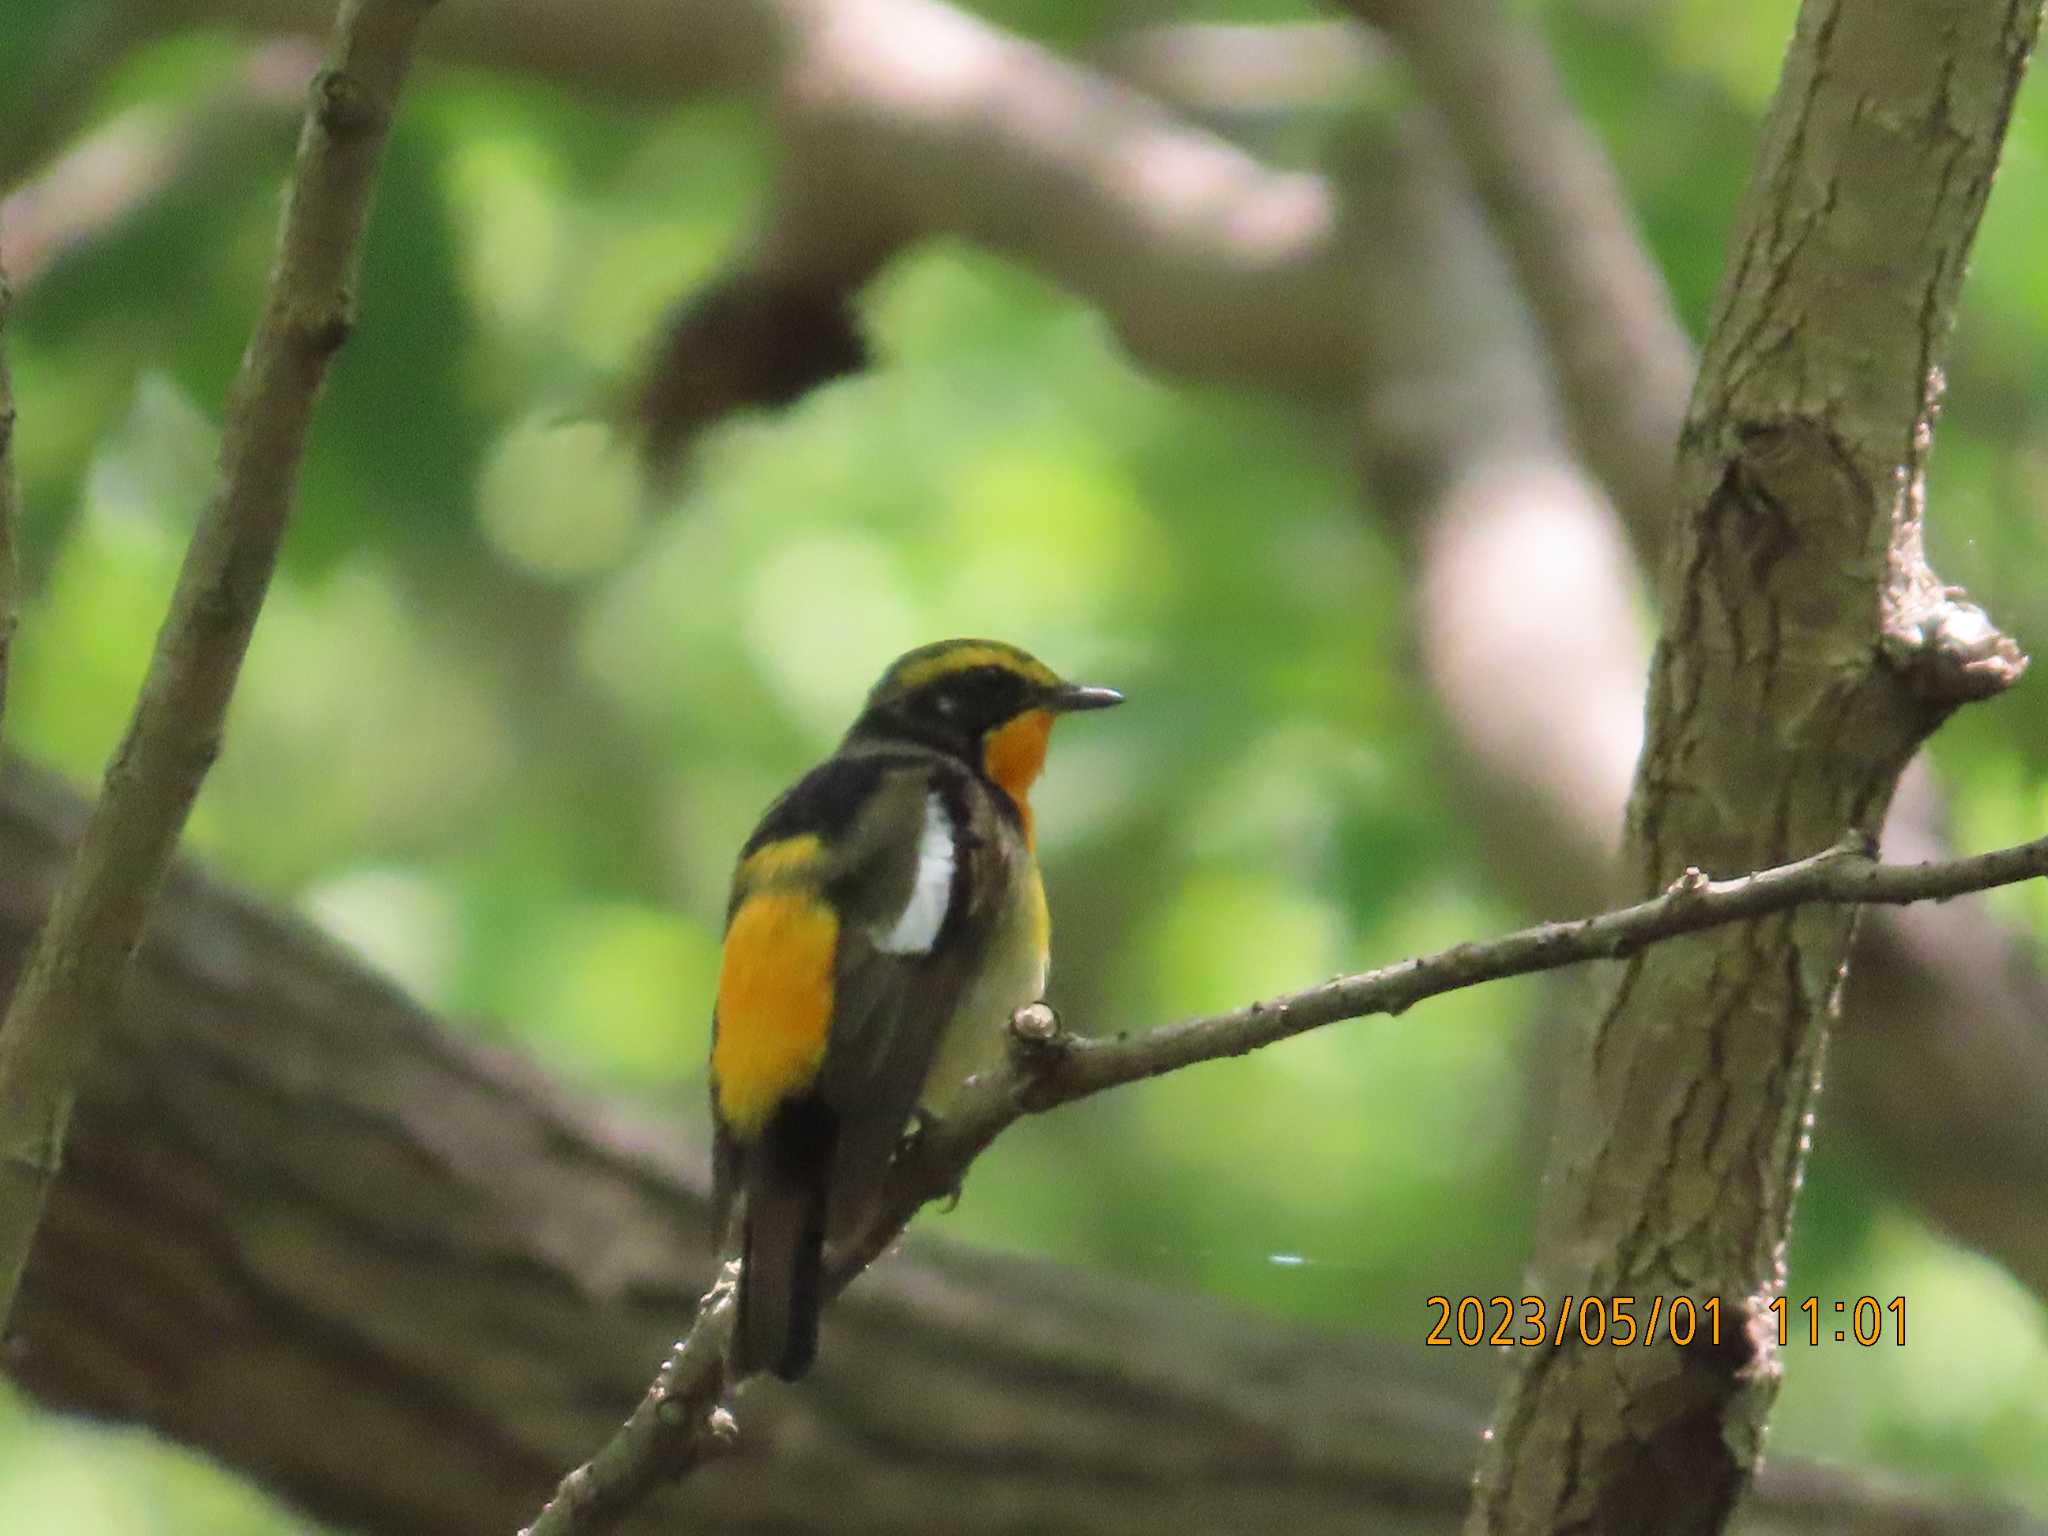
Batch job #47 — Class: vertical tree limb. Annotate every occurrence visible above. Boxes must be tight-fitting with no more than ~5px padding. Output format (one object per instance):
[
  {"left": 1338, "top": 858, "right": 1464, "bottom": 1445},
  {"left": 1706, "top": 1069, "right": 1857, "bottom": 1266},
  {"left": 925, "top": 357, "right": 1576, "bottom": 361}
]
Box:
[
  {"left": 0, "top": 0, "right": 437, "bottom": 1326},
  {"left": 1467, "top": 4, "right": 2037, "bottom": 1534}
]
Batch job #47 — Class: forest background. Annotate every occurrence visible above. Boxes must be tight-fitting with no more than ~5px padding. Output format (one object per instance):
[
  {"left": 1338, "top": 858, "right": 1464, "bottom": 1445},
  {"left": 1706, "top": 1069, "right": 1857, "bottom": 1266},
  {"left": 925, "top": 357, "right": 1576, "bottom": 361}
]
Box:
[{"left": 3, "top": 0, "right": 2048, "bottom": 1529}]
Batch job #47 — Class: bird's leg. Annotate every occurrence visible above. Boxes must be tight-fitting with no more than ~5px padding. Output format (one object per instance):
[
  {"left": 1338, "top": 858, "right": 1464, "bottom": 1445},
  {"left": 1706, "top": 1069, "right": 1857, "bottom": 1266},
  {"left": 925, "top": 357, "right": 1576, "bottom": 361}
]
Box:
[{"left": 897, "top": 1107, "right": 965, "bottom": 1211}]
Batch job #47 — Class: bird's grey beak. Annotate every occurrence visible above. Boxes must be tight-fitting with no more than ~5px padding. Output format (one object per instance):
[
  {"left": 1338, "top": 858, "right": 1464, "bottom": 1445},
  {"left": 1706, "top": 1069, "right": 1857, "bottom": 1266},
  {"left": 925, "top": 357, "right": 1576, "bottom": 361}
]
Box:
[{"left": 1052, "top": 682, "right": 1124, "bottom": 713}]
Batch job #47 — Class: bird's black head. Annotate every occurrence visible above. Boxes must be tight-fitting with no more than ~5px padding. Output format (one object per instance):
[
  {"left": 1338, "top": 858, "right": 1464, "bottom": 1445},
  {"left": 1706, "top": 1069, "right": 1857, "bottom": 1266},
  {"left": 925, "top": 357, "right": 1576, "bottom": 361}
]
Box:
[{"left": 846, "top": 639, "right": 1121, "bottom": 766}]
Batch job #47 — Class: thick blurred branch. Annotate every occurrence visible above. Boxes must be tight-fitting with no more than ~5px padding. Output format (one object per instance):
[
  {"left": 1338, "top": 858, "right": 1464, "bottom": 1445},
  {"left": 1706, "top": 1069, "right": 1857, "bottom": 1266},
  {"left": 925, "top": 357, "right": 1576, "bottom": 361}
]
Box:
[
  {"left": 163, "top": 0, "right": 773, "bottom": 104},
  {"left": 40, "top": 0, "right": 1359, "bottom": 464},
  {"left": 1345, "top": 0, "right": 1693, "bottom": 554},
  {"left": 1468, "top": 1, "right": 2037, "bottom": 1531},
  {"left": 0, "top": 765, "right": 2034, "bottom": 1536},
  {"left": 0, "top": 47, "right": 308, "bottom": 290},
  {"left": 0, "top": 3, "right": 156, "bottom": 186},
  {"left": 1345, "top": 116, "right": 1648, "bottom": 912},
  {"left": 1096, "top": 22, "right": 1383, "bottom": 120},
  {"left": 632, "top": 0, "right": 1356, "bottom": 465},
  {"left": 0, "top": 0, "right": 438, "bottom": 1326}
]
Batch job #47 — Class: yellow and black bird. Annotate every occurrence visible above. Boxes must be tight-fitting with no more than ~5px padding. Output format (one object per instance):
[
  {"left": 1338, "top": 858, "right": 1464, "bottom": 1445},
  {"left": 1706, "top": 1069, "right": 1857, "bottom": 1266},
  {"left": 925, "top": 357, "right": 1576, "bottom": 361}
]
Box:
[{"left": 709, "top": 639, "right": 1122, "bottom": 1380}]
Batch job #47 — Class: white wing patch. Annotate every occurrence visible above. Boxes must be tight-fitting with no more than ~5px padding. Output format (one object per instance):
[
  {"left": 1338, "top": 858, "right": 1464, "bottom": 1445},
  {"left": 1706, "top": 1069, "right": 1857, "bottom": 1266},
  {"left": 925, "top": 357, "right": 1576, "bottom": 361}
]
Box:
[{"left": 873, "top": 793, "right": 956, "bottom": 955}]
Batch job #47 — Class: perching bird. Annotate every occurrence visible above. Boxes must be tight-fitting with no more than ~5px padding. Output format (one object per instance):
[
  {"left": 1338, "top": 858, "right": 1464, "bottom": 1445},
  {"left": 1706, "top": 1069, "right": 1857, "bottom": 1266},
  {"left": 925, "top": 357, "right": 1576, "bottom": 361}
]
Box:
[{"left": 709, "top": 639, "right": 1122, "bottom": 1380}]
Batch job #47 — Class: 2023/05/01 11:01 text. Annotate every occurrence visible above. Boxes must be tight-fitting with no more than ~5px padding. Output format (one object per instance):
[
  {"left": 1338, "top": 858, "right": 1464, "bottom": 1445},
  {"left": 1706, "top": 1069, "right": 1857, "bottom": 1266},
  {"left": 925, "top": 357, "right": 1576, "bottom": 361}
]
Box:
[
  {"left": 1425, "top": 1295, "right": 1906, "bottom": 1348},
  {"left": 1771, "top": 1295, "right": 1905, "bottom": 1346}
]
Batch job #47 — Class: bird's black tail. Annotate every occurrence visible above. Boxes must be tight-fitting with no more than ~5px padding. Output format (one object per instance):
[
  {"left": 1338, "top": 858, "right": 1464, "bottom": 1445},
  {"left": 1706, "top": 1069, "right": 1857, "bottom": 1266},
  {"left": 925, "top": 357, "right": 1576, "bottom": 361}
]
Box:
[{"left": 736, "top": 1099, "right": 834, "bottom": 1381}]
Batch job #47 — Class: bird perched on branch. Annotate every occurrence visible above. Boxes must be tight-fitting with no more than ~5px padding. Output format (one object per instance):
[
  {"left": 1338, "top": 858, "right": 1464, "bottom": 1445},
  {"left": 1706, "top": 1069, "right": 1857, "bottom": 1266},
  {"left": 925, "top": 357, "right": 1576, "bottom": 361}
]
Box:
[{"left": 709, "top": 639, "right": 1122, "bottom": 1381}]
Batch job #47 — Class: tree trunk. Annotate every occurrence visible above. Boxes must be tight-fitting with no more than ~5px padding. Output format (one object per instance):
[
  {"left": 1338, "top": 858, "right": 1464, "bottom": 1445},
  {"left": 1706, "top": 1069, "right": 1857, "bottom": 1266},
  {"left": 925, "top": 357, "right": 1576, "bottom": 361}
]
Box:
[{"left": 1468, "top": 2, "right": 2036, "bottom": 1531}]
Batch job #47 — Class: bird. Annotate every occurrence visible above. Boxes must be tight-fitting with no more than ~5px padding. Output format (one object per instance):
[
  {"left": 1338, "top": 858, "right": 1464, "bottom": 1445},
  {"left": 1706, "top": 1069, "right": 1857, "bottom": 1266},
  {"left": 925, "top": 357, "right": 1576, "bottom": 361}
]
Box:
[{"left": 708, "top": 638, "right": 1122, "bottom": 1381}]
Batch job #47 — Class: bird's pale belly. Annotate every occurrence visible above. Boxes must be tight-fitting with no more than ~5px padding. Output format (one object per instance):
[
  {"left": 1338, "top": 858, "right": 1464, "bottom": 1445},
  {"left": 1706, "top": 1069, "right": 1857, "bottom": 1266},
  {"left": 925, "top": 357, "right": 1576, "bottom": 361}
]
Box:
[{"left": 919, "top": 859, "right": 1049, "bottom": 1111}]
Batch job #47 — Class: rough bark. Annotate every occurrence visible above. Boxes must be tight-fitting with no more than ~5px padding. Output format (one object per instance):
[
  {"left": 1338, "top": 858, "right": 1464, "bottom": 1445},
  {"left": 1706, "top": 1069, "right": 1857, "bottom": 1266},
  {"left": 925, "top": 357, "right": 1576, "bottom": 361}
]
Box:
[
  {"left": 1468, "top": 4, "right": 2036, "bottom": 1534},
  {"left": 0, "top": 764, "right": 2032, "bottom": 1536}
]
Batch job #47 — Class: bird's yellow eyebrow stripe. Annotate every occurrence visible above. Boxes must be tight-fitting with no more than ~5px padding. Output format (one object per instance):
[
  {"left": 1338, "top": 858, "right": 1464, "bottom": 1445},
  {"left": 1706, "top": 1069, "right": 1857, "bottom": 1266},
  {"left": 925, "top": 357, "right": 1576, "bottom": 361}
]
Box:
[
  {"left": 713, "top": 889, "right": 838, "bottom": 1137},
  {"left": 891, "top": 645, "right": 1058, "bottom": 692}
]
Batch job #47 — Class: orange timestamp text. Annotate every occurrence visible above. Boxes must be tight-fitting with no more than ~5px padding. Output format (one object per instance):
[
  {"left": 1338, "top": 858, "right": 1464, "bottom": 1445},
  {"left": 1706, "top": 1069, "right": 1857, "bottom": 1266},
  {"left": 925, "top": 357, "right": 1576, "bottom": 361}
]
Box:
[
  {"left": 1769, "top": 1295, "right": 1905, "bottom": 1346},
  {"left": 1426, "top": 1295, "right": 1724, "bottom": 1348},
  {"left": 1425, "top": 1294, "right": 1907, "bottom": 1348}
]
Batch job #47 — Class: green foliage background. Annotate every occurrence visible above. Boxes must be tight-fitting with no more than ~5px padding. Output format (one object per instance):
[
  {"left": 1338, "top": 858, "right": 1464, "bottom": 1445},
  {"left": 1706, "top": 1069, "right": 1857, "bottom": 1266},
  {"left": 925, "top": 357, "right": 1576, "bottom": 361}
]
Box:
[{"left": 5, "top": 0, "right": 2048, "bottom": 1527}]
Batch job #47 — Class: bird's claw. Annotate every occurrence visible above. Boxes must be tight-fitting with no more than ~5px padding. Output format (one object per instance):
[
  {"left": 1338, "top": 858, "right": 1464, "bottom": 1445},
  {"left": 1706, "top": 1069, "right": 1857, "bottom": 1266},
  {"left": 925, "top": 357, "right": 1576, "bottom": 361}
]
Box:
[
  {"left": 900, "top": 1105, "right": 942, "bottom": 1156},
  {"left": 897, "top": 1108, "right": 964, "bottom": 1211}
]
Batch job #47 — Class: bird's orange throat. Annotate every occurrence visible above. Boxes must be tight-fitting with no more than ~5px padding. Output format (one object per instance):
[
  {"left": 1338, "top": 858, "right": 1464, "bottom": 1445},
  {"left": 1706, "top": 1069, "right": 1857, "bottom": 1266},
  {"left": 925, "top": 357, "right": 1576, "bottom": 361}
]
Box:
[{"left": 983, "top": 709, "right": 1054, "bottom": 846}]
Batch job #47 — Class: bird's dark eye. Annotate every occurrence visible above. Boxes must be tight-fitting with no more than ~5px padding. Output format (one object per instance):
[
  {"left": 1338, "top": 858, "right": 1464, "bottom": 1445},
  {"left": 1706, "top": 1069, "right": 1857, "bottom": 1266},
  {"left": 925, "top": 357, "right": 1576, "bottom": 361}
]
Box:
[
  {"left": 976, "top": 665, "right": 1016, "bottom": 698},
  {"left": 917, "top": 665, "right": 1025, "bottom": 729}
]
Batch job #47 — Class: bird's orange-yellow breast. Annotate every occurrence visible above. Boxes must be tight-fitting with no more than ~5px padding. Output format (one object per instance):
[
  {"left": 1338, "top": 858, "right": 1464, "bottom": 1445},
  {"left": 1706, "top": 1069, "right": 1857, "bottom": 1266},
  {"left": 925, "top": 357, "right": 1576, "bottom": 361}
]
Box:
[
  {"left": 983, "top": 708, "right": 1054, "bottom": 847},
  {"left": 712, "top": 876, "right": 839, "bottom": 1139}
]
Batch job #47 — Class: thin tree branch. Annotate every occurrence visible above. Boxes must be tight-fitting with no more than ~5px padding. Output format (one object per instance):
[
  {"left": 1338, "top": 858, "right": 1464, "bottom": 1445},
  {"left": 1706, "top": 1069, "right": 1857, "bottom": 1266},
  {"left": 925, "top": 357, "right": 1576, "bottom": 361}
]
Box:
[
  {"left": 522, "top": 824, "right": 2048, "bottom": 1534},
  {"left": 518, "top": 1282, "right": 739, "bottom": 1536},
  {"left": 0, "top": 0, "right": 436, "bottom": 1326},
  {"left": 1032, "top": 831, "right": 2048, "bottom": 1092}
]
